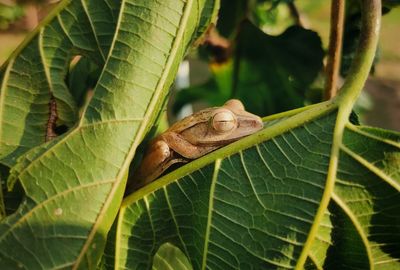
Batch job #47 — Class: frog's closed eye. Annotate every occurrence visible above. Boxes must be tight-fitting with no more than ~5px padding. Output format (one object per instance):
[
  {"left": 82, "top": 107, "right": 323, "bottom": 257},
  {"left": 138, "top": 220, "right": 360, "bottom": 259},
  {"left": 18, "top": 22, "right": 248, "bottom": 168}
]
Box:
[{"left": 212, "top": 111, "right": 236, "bottom": 132}]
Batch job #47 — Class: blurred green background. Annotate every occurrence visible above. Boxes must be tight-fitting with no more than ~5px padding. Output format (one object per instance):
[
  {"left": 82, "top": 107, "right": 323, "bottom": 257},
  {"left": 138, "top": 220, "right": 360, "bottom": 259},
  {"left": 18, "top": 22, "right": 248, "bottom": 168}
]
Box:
[{"left": 1, "top": 0, "right": 399, "bottom": 131}]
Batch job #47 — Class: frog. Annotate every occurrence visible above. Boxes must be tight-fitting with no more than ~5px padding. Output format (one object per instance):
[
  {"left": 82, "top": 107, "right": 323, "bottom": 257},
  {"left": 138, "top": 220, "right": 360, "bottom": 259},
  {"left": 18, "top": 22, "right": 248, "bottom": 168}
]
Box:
[{"left": 127, "top": 99, "right": 263, "bottom": 191}]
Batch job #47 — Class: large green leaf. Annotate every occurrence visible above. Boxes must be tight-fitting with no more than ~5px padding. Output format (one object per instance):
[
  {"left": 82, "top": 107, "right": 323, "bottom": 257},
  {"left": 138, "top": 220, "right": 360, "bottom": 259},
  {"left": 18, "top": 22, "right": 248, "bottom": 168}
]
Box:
[
  {"left": 113, "top": 104, "right": 335, "bottom": 269},
  {"left": 0, "top": 0, "right": 218, "bottom": 268},
  {"left": 109, "top": 1, "right": 400, "bottom": 269},
  {"left": 114, "top": 102, "right": 400, "bottom": 269}
]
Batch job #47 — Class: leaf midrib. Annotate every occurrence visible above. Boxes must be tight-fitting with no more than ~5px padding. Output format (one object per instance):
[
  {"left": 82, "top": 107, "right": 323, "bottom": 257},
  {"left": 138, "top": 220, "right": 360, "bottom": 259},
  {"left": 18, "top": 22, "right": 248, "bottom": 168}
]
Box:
[
  {"left": 81, "top": 0, "right": 106, "bottom": 61},
  {"left": 331, "top": 192, "right": 374, "bottom": 267},
  {"left": 0, "top": 59, "right": 14, "bottom": 158},
  {"left": 201, "top": 158, "right": 220, "bottom": 270},
  {"left": 346, "top": 123, "right": 400, "bottom": 148},
  {"left": 295, "top": 103, "right": 346, "bottom": 269},
  {"left": 340, "top": 144, "right": 400, "bottom": 192}
]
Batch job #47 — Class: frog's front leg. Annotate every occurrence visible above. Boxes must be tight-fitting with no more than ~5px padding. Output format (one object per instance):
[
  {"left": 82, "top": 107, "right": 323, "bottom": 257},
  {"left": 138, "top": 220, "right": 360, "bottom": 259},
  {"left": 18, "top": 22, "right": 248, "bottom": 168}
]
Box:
[
  {"left": 161, "top": 132, "right": 218, "bottom": 159},
  {"left": 139, "top": 140, "right": 171, "bottom": 172},
  {"left": 127, "top": 140, "right": 172, "bottom": 191}
]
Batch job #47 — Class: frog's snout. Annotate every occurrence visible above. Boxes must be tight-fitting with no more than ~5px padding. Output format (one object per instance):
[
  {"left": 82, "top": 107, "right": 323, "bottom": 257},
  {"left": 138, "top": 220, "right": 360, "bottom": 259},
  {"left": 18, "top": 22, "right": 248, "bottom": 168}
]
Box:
[
  {"left": 236, "top": 113, "right": 263, "bottom": 133},
  {"left": 249, "top": 116, "right": 263, "bottom": 130}
]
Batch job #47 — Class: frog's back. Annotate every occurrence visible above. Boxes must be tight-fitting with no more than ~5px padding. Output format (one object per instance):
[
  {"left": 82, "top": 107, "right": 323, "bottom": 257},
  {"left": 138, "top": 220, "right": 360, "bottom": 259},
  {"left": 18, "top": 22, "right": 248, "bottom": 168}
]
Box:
[{"left": 168, "top": 107, "right": 216, "bottom": 133}]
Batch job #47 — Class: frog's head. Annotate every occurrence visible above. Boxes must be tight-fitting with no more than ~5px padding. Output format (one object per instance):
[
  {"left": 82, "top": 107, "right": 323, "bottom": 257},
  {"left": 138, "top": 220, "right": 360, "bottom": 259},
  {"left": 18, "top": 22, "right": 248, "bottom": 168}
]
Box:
[{"left": 182, "top": 99, "right": 263, "bottom": 146}]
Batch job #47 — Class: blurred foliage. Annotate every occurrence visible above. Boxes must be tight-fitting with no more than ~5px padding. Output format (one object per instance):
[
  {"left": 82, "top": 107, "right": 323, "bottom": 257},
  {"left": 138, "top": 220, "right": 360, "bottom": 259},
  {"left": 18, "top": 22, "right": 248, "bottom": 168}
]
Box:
[
  {"left": 173, "top": 0, "right": 400, "bottom": 119},
  {"left": 174, "top": 0, "right": 323, "bottom": 117},
  {"left": 0, "top": 2, "right": 24, "bottom": 30},
  {"left": 341, "top": 0, "right": 400, "bottom": 76},
  {"left": 341, "top": 1, "right": 362, "bottom": 77},
  {"left": 174, "top": 21, "right": 323, "bottom": 116},
  {"left": 383, "top": 0, "right": 400, "bottom": 9},
  {"left": 341, "top": 1, "right": 381, "bottom": 76},
  {"left": 216, "top": 0, "right": 294, "bottom": 39},
  {"left": 340, "top": 1, "right": 394, "bottom": 122},
  {"left": 254, "top": 1, "right": 296, "bottom": 35}
]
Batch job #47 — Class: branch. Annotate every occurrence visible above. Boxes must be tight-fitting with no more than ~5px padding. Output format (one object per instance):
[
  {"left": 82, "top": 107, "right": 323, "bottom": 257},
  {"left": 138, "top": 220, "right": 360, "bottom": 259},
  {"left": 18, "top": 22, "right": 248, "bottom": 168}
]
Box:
[{"left": 324, "top": 0, "right": 345, "bottom": 100}]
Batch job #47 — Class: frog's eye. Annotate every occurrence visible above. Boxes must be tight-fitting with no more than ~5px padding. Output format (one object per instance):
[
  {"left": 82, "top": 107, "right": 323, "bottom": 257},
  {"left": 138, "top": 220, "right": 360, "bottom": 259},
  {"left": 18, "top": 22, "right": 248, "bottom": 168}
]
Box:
[{"left": 212, "top": 111, "right": 236, "bottom": 132}]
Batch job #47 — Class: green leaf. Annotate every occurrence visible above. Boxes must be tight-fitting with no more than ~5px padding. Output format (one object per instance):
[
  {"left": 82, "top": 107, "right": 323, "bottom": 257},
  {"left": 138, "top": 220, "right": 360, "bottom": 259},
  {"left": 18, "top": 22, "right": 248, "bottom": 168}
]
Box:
[
  {"left": 114, "top": 104, "right": 336, "bottom": 269},
  {"left": 0, "top": 0, "right": 218, "bottom": 268},
  {"left": 114, "top": 100, "right": 400, "bottom": 269}
]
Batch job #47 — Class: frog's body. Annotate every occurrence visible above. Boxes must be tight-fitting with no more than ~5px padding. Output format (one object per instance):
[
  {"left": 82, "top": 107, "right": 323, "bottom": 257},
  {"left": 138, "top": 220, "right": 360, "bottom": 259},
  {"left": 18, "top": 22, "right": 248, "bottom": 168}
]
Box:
[{"left": 127, "top": 99, "right": 263, "bottom": 191}]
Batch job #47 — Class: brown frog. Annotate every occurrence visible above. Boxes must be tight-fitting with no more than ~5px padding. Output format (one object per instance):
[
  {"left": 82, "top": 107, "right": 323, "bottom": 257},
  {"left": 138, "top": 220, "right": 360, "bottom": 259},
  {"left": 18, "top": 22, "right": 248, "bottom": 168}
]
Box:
[{"left": 127, "top": 99, "right": 263, "bottom": 191}]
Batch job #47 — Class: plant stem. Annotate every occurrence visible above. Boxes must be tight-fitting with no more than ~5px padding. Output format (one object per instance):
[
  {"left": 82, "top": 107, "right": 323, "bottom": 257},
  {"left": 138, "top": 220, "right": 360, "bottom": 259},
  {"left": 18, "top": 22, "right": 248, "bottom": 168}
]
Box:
[
  {"left": 324, "top": 0, "right": 345, "bottom": 100},
  {"left": 337, "top": 0, "right": 381, "bottom": 110},
  {"left": 295, "top": 1, "right": 381, "bottom": 269}
]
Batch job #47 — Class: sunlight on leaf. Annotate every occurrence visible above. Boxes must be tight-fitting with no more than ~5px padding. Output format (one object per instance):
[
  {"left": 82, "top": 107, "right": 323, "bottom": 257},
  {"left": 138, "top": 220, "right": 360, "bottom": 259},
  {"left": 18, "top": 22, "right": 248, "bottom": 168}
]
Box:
[{"left": 153, "top": 243, "right": 193, "bottom": 270}]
